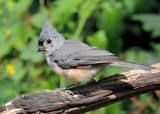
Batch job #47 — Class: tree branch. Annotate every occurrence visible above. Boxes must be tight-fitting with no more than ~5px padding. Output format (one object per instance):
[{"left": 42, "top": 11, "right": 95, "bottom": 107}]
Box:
[{"left": 1, "top": 63, "right": 160, "bottom": 114}]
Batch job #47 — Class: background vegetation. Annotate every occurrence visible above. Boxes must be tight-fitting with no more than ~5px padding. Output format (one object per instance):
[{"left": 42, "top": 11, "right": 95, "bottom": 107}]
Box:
[{"left": 0, "top": 0, "right": 160, "bottom": 113}]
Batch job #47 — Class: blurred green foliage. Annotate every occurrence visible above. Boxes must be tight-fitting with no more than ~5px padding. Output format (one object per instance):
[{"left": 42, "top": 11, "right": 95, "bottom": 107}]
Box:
[{"left": 0, "top": 0, "right": 160, "bottom": 113}]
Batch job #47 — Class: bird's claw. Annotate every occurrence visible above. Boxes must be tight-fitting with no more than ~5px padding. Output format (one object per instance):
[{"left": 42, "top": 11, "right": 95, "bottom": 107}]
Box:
[
  {"left": 56, "top": 87, "right": 74, "bottom": 95},
  {"left": 55, "top": 84, "right": 83, "bottom": 100},
  {"left": 67, "top": 93, "right": 83, "bottom": 101}
]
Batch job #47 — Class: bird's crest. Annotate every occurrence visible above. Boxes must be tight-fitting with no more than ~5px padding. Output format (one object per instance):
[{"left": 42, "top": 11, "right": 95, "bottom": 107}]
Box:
[{"left": 39, "top": 19, "right": 64, "bottom": 41}]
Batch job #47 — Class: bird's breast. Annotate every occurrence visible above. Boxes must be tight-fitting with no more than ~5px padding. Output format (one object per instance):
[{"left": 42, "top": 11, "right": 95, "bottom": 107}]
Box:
[
  {"left": 45, "top": 54, "right": 65, "bottom": 76},
  {"left": 45, "top": 53, "right": 105, "bottom": 84},
  {"left": 64, "top": 66, "right": 104, "bottom": 84}
]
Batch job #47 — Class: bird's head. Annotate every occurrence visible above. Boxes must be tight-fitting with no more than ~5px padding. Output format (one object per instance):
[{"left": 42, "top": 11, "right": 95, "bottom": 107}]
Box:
[{"left": 36, "top": 19, "right": 65, "bottom": 55}]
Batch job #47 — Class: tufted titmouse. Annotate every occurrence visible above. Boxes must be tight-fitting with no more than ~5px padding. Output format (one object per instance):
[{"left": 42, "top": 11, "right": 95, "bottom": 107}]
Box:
[{"left": 36, "top": 19, "right": 154, "bottom": 88}]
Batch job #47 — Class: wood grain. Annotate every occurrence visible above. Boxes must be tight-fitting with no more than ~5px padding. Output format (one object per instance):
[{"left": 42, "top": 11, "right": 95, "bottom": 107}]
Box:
[{"left": 0, "top": 63, "right": 160, "bottom": 114}]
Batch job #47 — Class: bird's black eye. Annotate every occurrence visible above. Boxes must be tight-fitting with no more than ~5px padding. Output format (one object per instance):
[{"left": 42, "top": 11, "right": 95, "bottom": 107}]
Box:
[
  {"left": 47, "top": 39, "right": 51, "bottom": 44},
  {"left": 38, "top": 40, "right": 43, "bottom": 46}
]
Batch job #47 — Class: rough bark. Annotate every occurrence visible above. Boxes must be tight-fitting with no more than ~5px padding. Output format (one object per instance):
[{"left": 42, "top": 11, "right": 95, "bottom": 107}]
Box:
[{"left": 0, "top": 63, "right": 160, "bottom": 114}]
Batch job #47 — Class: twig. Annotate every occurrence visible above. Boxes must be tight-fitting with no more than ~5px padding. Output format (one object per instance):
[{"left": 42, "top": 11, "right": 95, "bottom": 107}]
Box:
[{"left": 0, "top": 63, "right": 160, "bottom": 114}]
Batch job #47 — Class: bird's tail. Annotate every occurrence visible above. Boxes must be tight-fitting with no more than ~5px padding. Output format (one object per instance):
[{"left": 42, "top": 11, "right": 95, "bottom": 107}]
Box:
[{"left": 109, "top": 62, "right": 154, "bottom": 71}]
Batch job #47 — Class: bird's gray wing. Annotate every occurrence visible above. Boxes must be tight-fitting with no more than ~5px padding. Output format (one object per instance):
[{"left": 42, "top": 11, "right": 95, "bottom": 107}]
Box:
[
  {"left": 53, "top": 40, "right": 154, "bottom": 70},
  {"left": 70, "top": 47, "right": 123, "bottom": 67},
  {"left": 53, "top": 40, "right": 123, "bottom": 69},
  {"left": 53, "top": 40, "right": 92, "bottom": 69},
  {"left": 71, "top": 47, "right": 154, "bottom": 70}
]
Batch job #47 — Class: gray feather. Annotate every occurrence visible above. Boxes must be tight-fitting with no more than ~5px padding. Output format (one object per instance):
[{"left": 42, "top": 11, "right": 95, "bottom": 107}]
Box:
[
  {"left": 39, "top": 19, "right": 65, "bottom": 41},
  {"left": 110, "top": 62, "right": 154, "bottom": 70},
  {"left": 50, "top": 39, "right": 154, "bottom": 71},
  {"left": 53, "top": 40, "right": 123, "bottom": 69},
  {"left": 52, "top": 40, "right": 90, "bottom": 68}
]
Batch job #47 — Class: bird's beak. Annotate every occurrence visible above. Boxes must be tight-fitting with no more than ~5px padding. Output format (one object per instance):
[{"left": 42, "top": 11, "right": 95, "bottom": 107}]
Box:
[{"left": 36, "top": 46, "right": 45, "bottom": 52}]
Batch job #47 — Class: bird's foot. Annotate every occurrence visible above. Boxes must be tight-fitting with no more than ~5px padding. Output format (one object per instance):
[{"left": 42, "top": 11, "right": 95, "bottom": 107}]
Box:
[
  {"left": 55, "top": 84, "right": 78, "bottom": 95},
  {"left": 67, "top": 93, "right": 84, "bottom": 101},
  {"left": 56, "top": 88, "right": 73, "bottom": 95},
  {"left": 55, "top": 84, "right": 83, "bottom": 100}
]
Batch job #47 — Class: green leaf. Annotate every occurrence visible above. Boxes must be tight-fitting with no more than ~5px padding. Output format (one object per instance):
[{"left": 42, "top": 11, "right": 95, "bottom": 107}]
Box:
[
  {"left": 106, "top": 103, "right": 125, "bottom": 114},
  {"left": 51, "top": 0, "right": 85, "bottom": 30},
  {"left": 0, "top": 79, "right": 20, "bottom": 106},
  {"left": 99, "top": 1, "right": 124, "bottom": 37},
  {"left": 146, "top": 43, "right": 160, "bottom": 64},
  {"left": 125, "top": 47, "right": 147, "bottom": 63},
  {"left": 74, "top": 0, "right": 100, "bottom": 40},
  {"left": 20, "top": 37, "right": 44, "bottom": 62},
  {"left": 132, "top": 14, "right": 160, "bottom": 37},
  {"left": 8, "top": 59, "right": 26, "bottom": 83},
  {"left": 6, "top": 0, "right": 15, "bottom": 12},
  {"left": 14, "top": 0, "right": 33, "bottom": 15},
  {"left": 32, "top": 7, "right": 48, "bottom": 28},
  {"left": 123, "top": 0, "right": 146, "bottom": 13},
  {"left": 87, "top": 30, "right": 108, "bottom": 49}
]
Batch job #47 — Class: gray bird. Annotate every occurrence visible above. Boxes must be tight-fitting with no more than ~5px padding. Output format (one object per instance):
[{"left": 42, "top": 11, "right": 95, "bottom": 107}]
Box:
[{"left": 36, "top": 19, "right": 154, "bottom": 89}]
